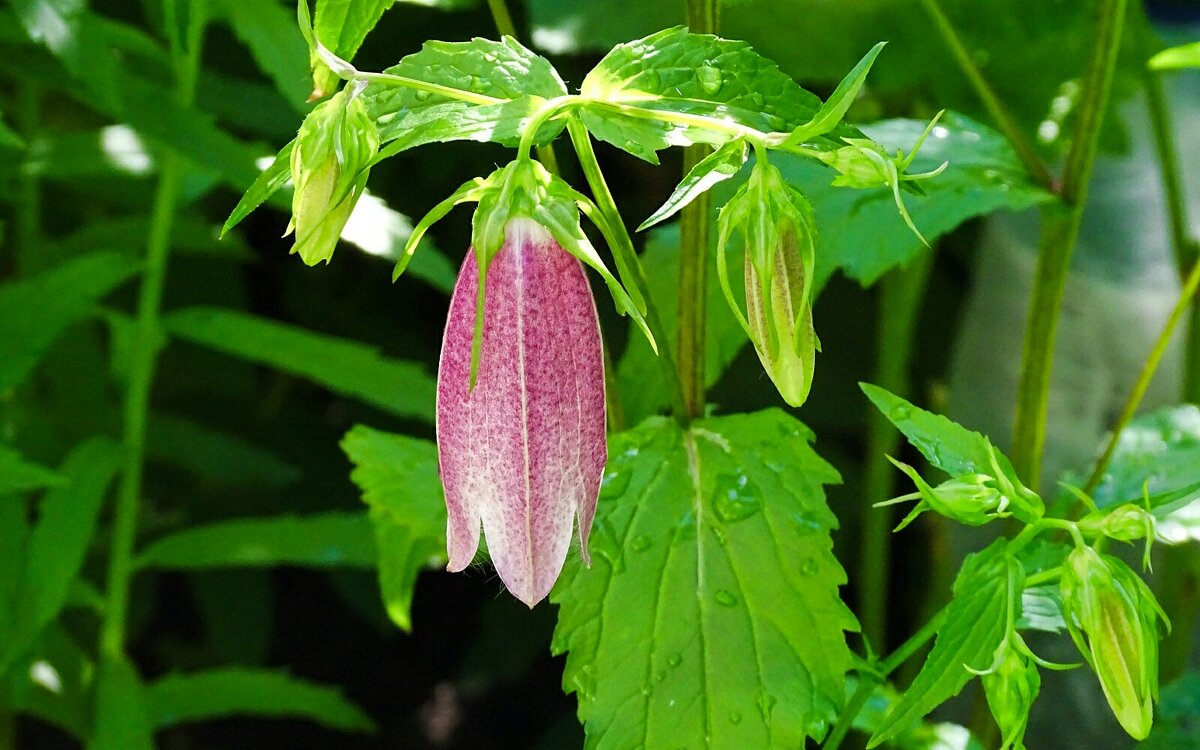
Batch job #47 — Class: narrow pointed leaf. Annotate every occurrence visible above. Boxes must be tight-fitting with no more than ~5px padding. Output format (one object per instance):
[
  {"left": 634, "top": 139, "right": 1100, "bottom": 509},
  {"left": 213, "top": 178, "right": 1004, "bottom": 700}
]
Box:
[
  {"left": 90, "top": 656, "right": 154, "bottom": 750},
  {"left": 222, "top": 140, "right": 294, "bottom": 236},
  {"left": 639, "top": 139, "right": 747, "bottom": 231},
  {"left": 783, "top": 42, "right": 885, "bottom": 146},
  {"left": 0, "top": 447, "right": 64, "bottom": 494}
]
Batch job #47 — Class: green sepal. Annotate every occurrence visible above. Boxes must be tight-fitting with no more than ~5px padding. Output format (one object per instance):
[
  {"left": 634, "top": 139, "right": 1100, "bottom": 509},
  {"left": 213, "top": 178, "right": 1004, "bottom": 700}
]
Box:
[
  {"left": 638, "top": 139, "right": 748, "bottom": 231},
  {"left": 779, "top": 42, "right": 886, "bottom": 148},
  {"left": 393, "top": 177, "right": 488, "bottom": 282}
]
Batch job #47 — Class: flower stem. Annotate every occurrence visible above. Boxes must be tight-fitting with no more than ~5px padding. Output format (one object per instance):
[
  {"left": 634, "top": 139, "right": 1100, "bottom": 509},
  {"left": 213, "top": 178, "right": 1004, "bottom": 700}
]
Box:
[
  {"left": 1011, "top": 0, "right": 1127, "bottom": 489},
  {"left": 860, "top": 252, "right": 934, "bottom": 651},
  {"left": 677, "top": 0, "right": 719, "bottom": 419},
  {"left": 100, "top": 0, "right": 207, "bottom": 660},
  {"left": 917, "top": 0, "right": 1054, "bottom": 191},
  {"left": 566, "top": 119, "right": 688, "bottom": 419}
]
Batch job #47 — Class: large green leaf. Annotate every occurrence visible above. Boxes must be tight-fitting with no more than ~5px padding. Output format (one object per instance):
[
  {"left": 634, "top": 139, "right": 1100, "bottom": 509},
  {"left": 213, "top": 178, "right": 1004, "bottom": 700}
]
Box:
[
  {"left": 870, "top": 540, "right": 1015, "bottom": 746},
  {"left": 164, "top": 306, "right": 435, "bottom": 421},
  {"left": 777, "top": 113, "right": 1053, "bottom": 290},
  {"left": 145, "top": 413, "right": 301, "bottom": 488},
  {"left": 1091, "top": 405, "right": 1200, "bottom": 513},
  {"left": 0, "top": 447, "right": 64, "bottom": 494},
  {"left": 217, "top": 0, "right": 310, "bottom": 108},
  {"left": 0, "top": 252, "right": 140, "bottom": 392},
  {"left": 363, "top": 37, "right": 568, "bottom": 154},
  {"left": 89, "top": 656, "right": 154, "bottom": 750},
  {"left": 552, "top": 409, "right": 855, "bottom": 748},
  {"left": 342, "top": 426, "right": 446, "bottom": 632},
  {"left": 144, "top": 668, "right": 376, "bottom": 732},
  {"left": 616, "top": 225, "right": 747, "bottom": 423},
  {"left": 134, "top": 512, "right": 375, "bottom": 571}
]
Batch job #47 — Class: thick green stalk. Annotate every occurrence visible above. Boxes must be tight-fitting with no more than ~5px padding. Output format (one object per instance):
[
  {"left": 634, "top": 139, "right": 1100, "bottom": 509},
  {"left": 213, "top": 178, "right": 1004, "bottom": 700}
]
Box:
[
  {"left": 860, "top": 252, "right": 934, "bottom": 650},
  {"left": 567, "top": 119, "right": 688, "bottom": 419},
  {"left": 676, "top": 0, "right": 719, "bottom": 419},
  {"left": 1011, "top": 0, "right": 1127, "bottom": 488},
  {"left": 917, "top": 0, "right": 1053, "bottom": 191},
  {"left": 100, "top": 0, "right": 207, "bottom": 660}
]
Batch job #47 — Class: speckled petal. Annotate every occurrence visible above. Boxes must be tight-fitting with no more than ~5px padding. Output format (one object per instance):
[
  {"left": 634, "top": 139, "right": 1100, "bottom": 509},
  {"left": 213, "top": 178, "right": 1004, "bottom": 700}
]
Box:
[{"left": 436, "top": 218, "right": 606, "bottom": 607}]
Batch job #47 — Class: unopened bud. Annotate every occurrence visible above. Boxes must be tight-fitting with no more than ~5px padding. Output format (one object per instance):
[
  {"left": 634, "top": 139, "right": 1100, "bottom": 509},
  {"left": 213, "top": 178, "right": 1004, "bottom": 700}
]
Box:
[
  {"left": 983, "top": 646, "right": 1040, "bottom": 750},
  {"left": 886, "top": 458, "right": 1008, "bottom": 530}
]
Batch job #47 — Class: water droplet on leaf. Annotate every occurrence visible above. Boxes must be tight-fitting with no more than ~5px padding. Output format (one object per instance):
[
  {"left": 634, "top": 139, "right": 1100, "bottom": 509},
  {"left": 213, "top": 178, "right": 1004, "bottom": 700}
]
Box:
[
  {"left": 601, "top": 470, "right": 631, "bottom": 498},
  {"left": 800, "top": 557, "right": 819, "bottom": 576},
  {"left": 667, "top": 653, "right": 682, "bottom": 667},
  {"left": 729, "top": 712, "right": 742, "bottom": 724},
  {"left": 414, "top": 90, "right": 431, "bottom": 101},
  {"left": 715, "top": 589, "right": 739, "bottom": 607},
  {"left": 631, "top": 535, "right": 652, "bottom": 552},
  {"left": 713, "top": 472, "right": 762, "bottom": 523},
  {"left": 697, "top": 66, "right": 722, "bottom": 94},
  {"left": 889, "top": 404, "right": 911, "bottom": 421}
]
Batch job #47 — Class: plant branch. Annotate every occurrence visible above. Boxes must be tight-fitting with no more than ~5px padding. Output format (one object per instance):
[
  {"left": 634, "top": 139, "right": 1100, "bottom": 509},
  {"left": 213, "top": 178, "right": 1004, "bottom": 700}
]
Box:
[
  {"left": 1011, "top": 0, "right": 1127, "bottom": 488},
  {"left": 100, "top": 0, "right": 208, "bottom": 660},
  {"left": 917, "top": 0, "right": 1054, "bottom": 191},
  {"left": 676, "top": 0, "right": 719, "bottom": 419},
  {"left": 1083, "top": 253, "right": 1200, "bottom": 494},
  {"left": 861, "top": 252, "right": 934, "bottom": 650},
  {"left": 567, "top": 119, "right": 688, "bottom": 419}
]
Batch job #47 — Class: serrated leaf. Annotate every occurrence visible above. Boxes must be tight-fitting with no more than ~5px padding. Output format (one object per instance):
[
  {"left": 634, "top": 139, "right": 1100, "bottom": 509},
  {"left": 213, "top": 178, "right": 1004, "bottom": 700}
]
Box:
[
  {"left": 870, "top": 540, "right": 1014, "bottom": 746},
  {"left": 362, "top": 37, "right": 567, "bottom": 154},
  {"left": 145, "top": 413, "right": 301, "bottom": 488},
  {"left": 144, "top": 667, "right": 376, "bottom": 732},
  {"left": 90, "top": 656, "right": 154, "bottom": 750},
  {"left": 1017, "top": 585, "right": 1066, "bottom": 634},
  {"left": 639, "top": 139, "right": 747, "bottom": 231},
  {"left": 0, "top": 447, "right": 64, "bottom": 494},
  {"left": 164, "top": 306, "right": 435, "bottom": 421},
  {"left": 342, "top": 426, "right": 446, "bottom": 632},
  {"left": 10, "top": 439, "right": 120, "bottom": 665},
  {"left": 617, "top": 224, "right": 747, "bottom": 423},
  {"left": 1091, "top": 405, "right": 1200, "bottom": 514},
  {"left": 218, "top": 0, "right": 310, "bottom": 107},
  {"left": 1149, "top": 42, "right": 1200, "bottom": 70},
  {"left": 552, "top": 409, "right": 855, "bottom": 748},
  {"left": 134, "top": 512, "right": 375, "bottom": 571},
  {"left": 860, "top": 383, "right": 1019, "bottom": 480},
  {"left": 0, "top": 252, "right": 140, "bottom": 392},
  {"left": 578, "top": 27, "right": 852, "bottom": 160}
]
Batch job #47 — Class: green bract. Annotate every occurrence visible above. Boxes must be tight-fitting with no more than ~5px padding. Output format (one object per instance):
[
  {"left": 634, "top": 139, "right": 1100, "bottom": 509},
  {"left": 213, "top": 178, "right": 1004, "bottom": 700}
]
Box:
[
  {"left": 288, "top": 86, "right": 379, "bottom": 265},
  {"left": 1060, "top": 546, "right": 1169, "bottom": 740},
  {"left": 883, "top": 459, "right": 1009, "bottom": 530},
  {"left": 718, "top": 156, "right": 819, "bottom": 407},
  {"left": 982, "top": 647, "right": 1040, "bottom": 750}
]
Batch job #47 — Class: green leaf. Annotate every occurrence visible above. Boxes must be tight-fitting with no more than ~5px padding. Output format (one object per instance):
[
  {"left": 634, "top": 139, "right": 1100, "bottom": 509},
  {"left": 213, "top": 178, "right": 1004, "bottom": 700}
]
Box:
[
  {"left": 12, "top": 439, "right": 120, "bottom": 660},
  {"left": 144, "top": 667, "right": 376, "bottom": 732},
  {"left": 145, "top": 413, "right": 301, "bottom": 488},
  {"left": 164, "top": 306, "right": 435, "bottom": 421},
  {"left": 218, "top": 0, "right": 310, "bottom": 107},
  {"left": 578, "top": 27, "right": 850, "bottom": 160},
  {"left": 1017, "top": 585, "right": 1066, "bottom": 634},
  {"left": 222, "top": 139, "right": 294, "bottom": 236},
  {"left": 341, "top": 426, "right": 446, "bottom": 632},
  {"left": 89, "top": 656, "right": 154, "bottom": 750},
  {"left": 639, "top": 139, "right": 747, "bottom": 231},
  {"left": 783, "top": 42, "right": 886, "bottom": 146},
  {"left": 362, "top": 37, "right": 567, "bottom": 154},
  {"left": 10, "top": 625, "right": 93, "bottom": 739},
  {"left": 0, "top": 251, "right": 140, "bottom": 392},
  {"left": 0, "top": 447, "right": 64, "bottom": 494},
  {"left": 849, "top": 677, "right": 986, "bottom": 750},
  {"left": 315, "top": 0, "right": 391, "bottom": 61},
  {"left": 59, "top": 215, "right": 253, "bottom": 262},
  {"left": 553, "top": 409, "right": 855, "bottom": 748},
  {"left": 9, "top": 0, "right": 119, "bottom": 109},
  {"left": 870, "top": 540, "right": 1015, "bottom": 746},
  {"left": 1149, "top": 41, "right": 1200, "bottom": 70},
  {"left": 860, "top": 382, "right": 1019, "bottom": 480},
  {"left": 771, "top": 112, "right": 1054, "bottom": 290},
  {"left": 134, "top": 512, "right": 375, "bottom": 571},
  {"left": 617, "top": 224, "right": 747, "bottom": 423},
  {"left": 1090, "top": 405, "right": 1200, "bottom": 514},
  {"left": 0, "top": 109, "right": 23, "bottom": 149}
]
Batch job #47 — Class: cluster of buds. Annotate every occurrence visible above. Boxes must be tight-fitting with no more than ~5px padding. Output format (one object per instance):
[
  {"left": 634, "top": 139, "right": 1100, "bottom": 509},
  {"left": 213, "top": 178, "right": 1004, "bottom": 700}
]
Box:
[
  {"left": 287, "top": 83, "right": 379, "bottom": 266},
  {"left": 717, "top": 157, "right": 819, "bottom": 407},
  {"left": 1059, "top": 545, "right": 1170, "bottom": 739}
]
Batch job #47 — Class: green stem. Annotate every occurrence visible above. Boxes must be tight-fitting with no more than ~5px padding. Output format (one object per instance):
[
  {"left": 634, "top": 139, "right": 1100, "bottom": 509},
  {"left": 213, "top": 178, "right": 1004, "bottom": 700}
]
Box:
[
  {"left": 567, "top": 119, "right": 688, "bottom": 419},
  {"left": 861, "top": 252, "right": 934, "bottom": 651},
  {"left": 1011, "top": 0, "right": 1127, "bottom": 489},
  {"left": 484, "top": 0, "right": 518, "bottom": 38},
  {"left": 677, "top": 0, "right": 719, "bottom": 420},
  {"left": 917, "top": 0, "right": 1054, "bottom": 191},
  {"left": 100, "top": 0, "right": 207, "bottom": 660},
  {"left": 14, "top": 81, "right": 42, "bottom": 275},
  {"left": 1083, "top": 253, "right": 1200, "bottom": 494},
  {"left": 822, "top": 607, "right": 949, "bottom": 750}
]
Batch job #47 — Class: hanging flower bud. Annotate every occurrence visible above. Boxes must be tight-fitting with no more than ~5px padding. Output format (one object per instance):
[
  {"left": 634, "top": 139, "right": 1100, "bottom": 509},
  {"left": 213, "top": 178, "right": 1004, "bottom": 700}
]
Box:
[
  {"left": 718, "top": 156, "right": 819, "bottom": 407},
  {"left": 288, "top": 84, "right": 379, "bottom": 266},
  {"left": 1060, "top": 546, "right": 1169, "bottom": 739},
  {"left": 437, "top": 217, "right": 607, "bottom": 608},
  {"left": 983, "top": 646, "right": 1040, "bottom": 750},
  {"left": 883, "top": 458, "right": 1009, "bottom": 530}
]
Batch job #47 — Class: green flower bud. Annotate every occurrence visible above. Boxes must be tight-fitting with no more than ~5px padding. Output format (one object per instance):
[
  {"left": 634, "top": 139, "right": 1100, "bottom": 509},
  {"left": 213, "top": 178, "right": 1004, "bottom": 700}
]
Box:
[
  {"left": 1092, "top": 503, "right": 1155, "bottom": 543},
  {"left": 718, "top": 158, "right": 818, "bottom": 407},
  {"left": 1060, "top": 546, "right": 1168, "bottom": 739},
  {"left": 823, "top": 138, "right": 893, "bottom": 189},
  {"left": 885, "top": 458, "right": 1008, "bottom": 530},
  {"left": 983, "top": 646, "right": 1040, "bottom": 750},
  {"left": 288, "top": 87, "right": 379, "bottom": 266}
]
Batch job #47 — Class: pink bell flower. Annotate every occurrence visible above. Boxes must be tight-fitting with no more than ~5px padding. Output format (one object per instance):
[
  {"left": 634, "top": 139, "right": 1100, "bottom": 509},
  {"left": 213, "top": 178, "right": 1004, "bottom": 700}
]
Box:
[{"left": 437, "top": 217, "right": 607, "bottom": 607}]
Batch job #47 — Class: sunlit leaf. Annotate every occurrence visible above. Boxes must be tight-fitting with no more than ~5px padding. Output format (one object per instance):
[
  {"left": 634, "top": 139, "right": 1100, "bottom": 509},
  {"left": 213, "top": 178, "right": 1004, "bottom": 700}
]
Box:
[
  {"left": 1149, "top": 42, "right": 1200, "bottom": 71},
  {"left": 1090, "top": 405, "right": 1200, "bottom": 514}
]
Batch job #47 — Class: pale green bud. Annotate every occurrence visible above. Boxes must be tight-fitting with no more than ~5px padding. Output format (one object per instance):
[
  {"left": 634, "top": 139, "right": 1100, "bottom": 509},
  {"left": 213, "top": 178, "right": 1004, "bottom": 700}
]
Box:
[
  {"left": 983, "top": 646, "right": 1039, "bottom": 750},
  {"left": 886, "top": 459, "right": 1008, "bottom": 530},
  {"left": 823, "top": 138, "right": 893, "bottom": 189}
]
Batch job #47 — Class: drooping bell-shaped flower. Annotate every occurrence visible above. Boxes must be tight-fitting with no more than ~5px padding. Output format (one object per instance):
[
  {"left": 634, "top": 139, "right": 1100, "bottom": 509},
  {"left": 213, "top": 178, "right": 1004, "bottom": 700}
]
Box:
[{"left": 437, "top": 217, "right": 606, "bottom": 607}]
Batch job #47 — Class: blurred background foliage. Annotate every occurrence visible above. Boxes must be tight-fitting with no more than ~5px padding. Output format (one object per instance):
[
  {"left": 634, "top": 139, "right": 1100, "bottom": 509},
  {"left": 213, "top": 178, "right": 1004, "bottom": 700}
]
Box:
[{"left": 0, "top": 0, "right": 1198, "bottom": 747}]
